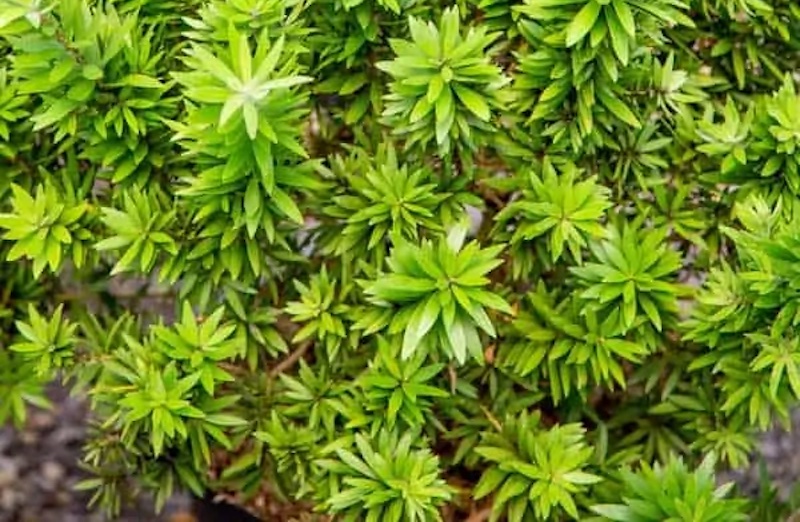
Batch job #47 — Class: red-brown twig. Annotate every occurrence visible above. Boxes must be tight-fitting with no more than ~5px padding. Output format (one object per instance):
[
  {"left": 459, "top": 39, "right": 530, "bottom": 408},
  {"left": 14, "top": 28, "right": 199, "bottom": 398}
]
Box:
[{"left": 269, "top": 341, "right": 312, "bottom": 378}]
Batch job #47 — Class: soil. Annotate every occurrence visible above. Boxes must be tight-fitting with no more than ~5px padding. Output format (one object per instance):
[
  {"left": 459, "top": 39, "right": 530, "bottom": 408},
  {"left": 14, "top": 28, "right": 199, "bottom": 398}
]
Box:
[{"left": 0, "top": 384, "right": 191, "bottom": 522}]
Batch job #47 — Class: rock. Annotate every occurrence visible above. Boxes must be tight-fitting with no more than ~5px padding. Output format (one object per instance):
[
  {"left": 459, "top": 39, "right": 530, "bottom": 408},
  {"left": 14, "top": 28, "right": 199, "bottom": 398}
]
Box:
[
  {"left": 0, "top": 429, "right": 12, "bottom": 453},
  {"left": 51, "top": 426, "right": 84, "bottom": 445},
  {"left": 0, "top": 488, "right": 19, "bottom": 512},
  {"left": 29, "top": 411, "right": 56, "bottom": 431},
  {"left": 0, "top": 457, "right": 19, "bottom": 489},
  {"left": 19, "top": 430, "right": 39, "bottom": 445},
  {"left": 760, "top": 437, "right": 780, "bottom": 459},
  {"left": 41, "top": 461, "right": 66, "bottom": 484},
  {"left": 54, "top": 489, "right": 72, "bottom": 506}
]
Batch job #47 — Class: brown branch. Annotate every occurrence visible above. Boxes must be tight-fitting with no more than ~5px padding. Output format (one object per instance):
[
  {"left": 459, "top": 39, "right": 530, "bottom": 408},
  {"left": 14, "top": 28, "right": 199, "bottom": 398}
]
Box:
[
  {"left": 269, "top": 341, "right": 312, "bottom": 378},
  {"left": 480, "top": 405, "right": 503, "bottom": 433},
  {"left": 466, "top": 506, "right": 492, "bottom": 522}
]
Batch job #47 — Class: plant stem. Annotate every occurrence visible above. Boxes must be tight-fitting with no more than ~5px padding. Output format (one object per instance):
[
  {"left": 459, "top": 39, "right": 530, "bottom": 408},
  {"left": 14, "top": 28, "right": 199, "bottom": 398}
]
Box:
[{"left": 269, "top": 341, "right": 312, "bottom": 378}]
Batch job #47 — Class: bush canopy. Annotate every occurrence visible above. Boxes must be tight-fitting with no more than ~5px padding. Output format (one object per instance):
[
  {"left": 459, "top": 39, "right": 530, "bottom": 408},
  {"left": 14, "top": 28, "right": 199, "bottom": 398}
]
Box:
[{"left": 1, "top": 0, "right": 800, "bottom": 520}]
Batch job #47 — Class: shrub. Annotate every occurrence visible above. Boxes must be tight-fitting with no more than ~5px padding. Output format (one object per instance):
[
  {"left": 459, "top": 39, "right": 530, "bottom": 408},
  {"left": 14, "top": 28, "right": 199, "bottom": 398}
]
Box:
[{"left": 1, "top": 0, "right": 800, "bottom": 519}]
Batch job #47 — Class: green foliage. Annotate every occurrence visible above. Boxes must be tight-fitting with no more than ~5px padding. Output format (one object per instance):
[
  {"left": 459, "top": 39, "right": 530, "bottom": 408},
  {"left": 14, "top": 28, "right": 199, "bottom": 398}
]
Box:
[
  {"left": 378, "top": 6, "right": 509, "bottom": 155},
  {"left": 494, "top": 158, "right": 611, "bottom": 267},
  {"left": 276, "top": 359, "right": 346, "bottom": 436},
  {"left": 362, "top": 226, "right": 511, "bottom": 363},
  {"left": 0, "top": 349, "right": 51, "bottom": 428},
  {"left": 317, "top": 143, "right": 473, "bottom": 262},
  {"left": 686, "top": 195, "right": 800, "bottom": 430},
  {"left": 500, "top": 283, "right": 650, "bottom": 401},
  {"left": 285, "top": 267, "right": 351, "bottom": 360},
  {"left": 94, "top": 189, "right": 178, "bottom": 275},
  {"left": 356, "top": 336, "right": 447, "bottom": 431},
  {"left": 254, "top": 411, "right": 320, "bottom": 499},
  {"left": 3, "top": 0, "right": 800, "bottom": 519},
  {"left": 571, "top": 219, "right": 684, "bottom": 338},
  {"left": 153, "top": 303, "right": 240, "bottom": 395},
  {"left": 591, "top": 454, "right": 748, "bottom": 521},
  {"left": 0, "top": 179, "right": 92, "bottom": 277},
  {"left": 317, "top": 429, "right": 453, "bottom": 521},
  {"left": 11, "top": 303, "right": 76, "bottom": 375},
  {"left": 117, "top": 362, "right": 208, "bottom": 457},
  {"left": 475, "top": 411, "right": 602, "bottom": 521}
]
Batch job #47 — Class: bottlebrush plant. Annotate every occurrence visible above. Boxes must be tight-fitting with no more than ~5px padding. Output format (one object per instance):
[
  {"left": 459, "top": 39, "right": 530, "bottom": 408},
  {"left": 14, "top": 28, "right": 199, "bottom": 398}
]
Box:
[{"left": 2, "top": 0, "right": 800, "bottom": 520}]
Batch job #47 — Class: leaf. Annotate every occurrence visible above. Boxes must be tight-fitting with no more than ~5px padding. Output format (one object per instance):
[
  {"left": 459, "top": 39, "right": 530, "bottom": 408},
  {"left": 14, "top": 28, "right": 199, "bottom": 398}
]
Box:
[
  {"left": 402, "top": 296, "right": 440, "bottom": 358},
  {"left": 410, "top": 96, "right": 434, "bottom": 123},
  {"left": 271, "top": 189, "right": 304, "bottom": 224},
  {"left": 591, "top": 504, "right": 635, "bottom": 521},
  {"left": 435, "top": 87, "right": 455, "bottom": 145},
  {"left": 244, "top": 179, "right": 261, "bottom": 218},
  {"left": 494, "top": 475, "right": 528, "bottom": 509},
  {"left": 440, "top": 6, "right": 460, "bottom": 52},
  {"left": 732, "top": 49, "right": 745, "bottom": 89},
  {"left": 0, "top": 7, "right": 28, "bottom": 29},
  {"left": 233, "top": 29, "right": 252, "bottom": 81},
  {"left": 612, "top": 0, "right": 636, "bottom": 37},
  {"left": 566, "top": 1, "right": 602, "bottom": 47},
  {"left": 622, "top": 281, "right": 637, "bottom": 328},
  {"left": 336, "top": 448, "right": 377, "bottom": 479},
  {"left": 597, "top": 87, "right": 640, "bottom": 128},
  {"left": 243, "top": 102, "right": 259, "bottom": 139},
  {"left": 205, "top": 414, "right": 248, "bottom": 426},
  {"left": 409, "top": 16, "right": 440, "bottom": 58},
  {"left": 453, "top": 84, "right": 491, "bottom": 121},
  {"left": 254, "top": 35, "right": 285, "bottom": 82},
  {"left": 191, "top": 44, "right": 241, "bottom": 89},
  {"left": 563, "top": 471, "right": 602, "bottom": 485},
  {"left": 446, "top": 218, "right": 469, "bottom": 252},
  {"left": 82, "top": 64, "right": 104, "bottom": 81},
  {"left": 120, "top": 74, "right": 165, "bottom": 89},
  {"left": 446, "top": 318, "right": 468, "bottom": 363},
  {"left": 254, "top": 75, "right": 313, "bottom": 96},
  {"left": 605, "top": 8, "right": 631, "bottom": 65},
  {"left": 474, "top": 468, "right": 508, "bottom": 499},
  {"left": 427, "top": 75, "right": 444, "bottom": 103},
  {"left": 220, "top": 95, "right": 244, "bottom": 127},
  {"left": 464, "top": 288, "right": 512, "bottom": 315},
  {"left": 387, "top": 389, "right": 403, "bottom": 427},
  {"left": 367, "top": 276, "right": 437, "bottom": 302},
  {"left": 32, "top": 99, "right": 78, "bottom": 131}
]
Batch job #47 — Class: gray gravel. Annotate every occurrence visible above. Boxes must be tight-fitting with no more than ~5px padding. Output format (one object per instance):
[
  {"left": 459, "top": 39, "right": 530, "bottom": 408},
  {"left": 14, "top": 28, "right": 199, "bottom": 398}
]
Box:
[
  {"left": 721, "top": 410, "right": 800, "bottom": 501},
  {"left": 0, "top": 384, "right": 190, "bottom": 522}
]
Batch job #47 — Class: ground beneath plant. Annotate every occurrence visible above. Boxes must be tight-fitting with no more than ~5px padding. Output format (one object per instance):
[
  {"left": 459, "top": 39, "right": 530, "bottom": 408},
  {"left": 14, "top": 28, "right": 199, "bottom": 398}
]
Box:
[
  {"left": 0, "top": 384, "right": 192, "bottom": 522},
  {"left": 2, "top": 383, "right": 800, "bottom": 521}
]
